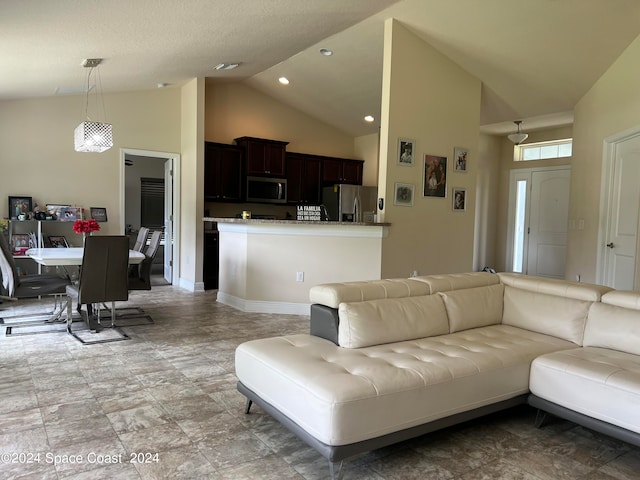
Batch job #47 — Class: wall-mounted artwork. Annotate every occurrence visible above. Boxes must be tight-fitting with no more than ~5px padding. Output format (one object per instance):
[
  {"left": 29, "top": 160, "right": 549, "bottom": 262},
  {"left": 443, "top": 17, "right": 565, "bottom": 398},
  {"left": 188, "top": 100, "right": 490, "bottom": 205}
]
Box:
[
  {"left": 394, "top": 182, "right": 415, "bottom": 206},
  {"left": 452, "top": 188, "right": 467, "bottom": 212},
  {"left": 397, "top": 138, "right": 416, "bottom": 166},
  {"left": 8, "top": 196, "right": 32, "bottom": 219},
  {"left": 454, "top": 147, "right": 468, "bottom": 172},
  {"left": 423, "top": 154, "right": 447, "bottom": 198}
]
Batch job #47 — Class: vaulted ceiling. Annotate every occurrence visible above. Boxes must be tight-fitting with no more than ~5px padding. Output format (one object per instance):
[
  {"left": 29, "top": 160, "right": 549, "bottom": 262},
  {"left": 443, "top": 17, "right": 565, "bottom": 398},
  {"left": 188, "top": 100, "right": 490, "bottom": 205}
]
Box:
[{"left": 2, "top": 0, "right": 639, "bottom": 137}]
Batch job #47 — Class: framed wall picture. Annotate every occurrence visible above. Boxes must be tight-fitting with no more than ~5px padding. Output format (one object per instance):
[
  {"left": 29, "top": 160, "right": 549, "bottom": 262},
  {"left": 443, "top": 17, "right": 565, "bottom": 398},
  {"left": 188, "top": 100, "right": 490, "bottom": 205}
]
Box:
[
  {"left": 423, "top": 154, "right": 447, "bottom": 198},
  {"left": 454, "top": 147, "right": 469, "bottom": 172},
  {"left": 8, "top": 196, "right": 32, "bottom": 219},
  {"left": 48, "top": 235, "right": 69, "bottom": 248},
  {"left": 394, "top": 182, "right": 415, "bottom": 206},
  {"left": 397, "top": 138, "right": 416, "bottom": 166},
  {"left": 90, "top": 207, "right": 108, "bottom": 222},
  {"left": 59, "top": 207, "right": 79, "bottom": 221},
  {"left": 453, "top": 188, "right": 467, "bottom": 212}
]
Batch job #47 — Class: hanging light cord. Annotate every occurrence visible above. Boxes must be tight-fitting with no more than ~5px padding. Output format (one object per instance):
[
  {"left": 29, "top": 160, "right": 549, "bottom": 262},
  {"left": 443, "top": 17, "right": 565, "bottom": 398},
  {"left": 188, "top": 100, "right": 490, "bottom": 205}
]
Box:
[{"left": 81, "top": 66, "right": 108, "bottom": 123}]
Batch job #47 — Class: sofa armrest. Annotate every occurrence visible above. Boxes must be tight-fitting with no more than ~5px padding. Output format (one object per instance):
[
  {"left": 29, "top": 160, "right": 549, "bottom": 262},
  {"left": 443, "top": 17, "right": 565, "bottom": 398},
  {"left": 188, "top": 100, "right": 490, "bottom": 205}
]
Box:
[{"left": 310, "top": 304, "right": 339, "bottom": 345}]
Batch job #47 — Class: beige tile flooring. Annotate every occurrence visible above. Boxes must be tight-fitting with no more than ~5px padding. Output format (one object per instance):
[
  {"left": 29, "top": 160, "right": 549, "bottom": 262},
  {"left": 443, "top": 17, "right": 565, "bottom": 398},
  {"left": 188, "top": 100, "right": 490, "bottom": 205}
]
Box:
[{"left": 1, "top": 285, "right": 639, "bottom": 479}]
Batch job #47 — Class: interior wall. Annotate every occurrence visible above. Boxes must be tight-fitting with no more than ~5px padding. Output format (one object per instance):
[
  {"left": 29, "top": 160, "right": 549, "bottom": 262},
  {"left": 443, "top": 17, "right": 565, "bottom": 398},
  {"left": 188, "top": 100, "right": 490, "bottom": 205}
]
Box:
[
  {"left": 179, "top": 78, "right": 205, "bottom": 291},
  {"left": 204, "top": 82, "right": 357, "bottom": 159},
  {"left": 567, "top": 33, "right": 640, "bottom": 284},
  {"left": 378, "top": 18, "right": 481, "bottom": 279},
  {"left": 474, "top": 134, "right": 501, "bottom": 272},
  {"left": 355, "top": 133, "right": 380, "bottom": 187},
  {"left": 0, "top": 90, "right": 181, "bottom": 234}
]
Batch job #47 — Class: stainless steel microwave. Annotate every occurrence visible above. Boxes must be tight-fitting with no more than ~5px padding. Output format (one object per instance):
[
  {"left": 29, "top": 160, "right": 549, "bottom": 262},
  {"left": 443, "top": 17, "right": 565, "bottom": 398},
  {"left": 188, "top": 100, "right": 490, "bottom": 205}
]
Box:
[{"left": 246, "top": 176, "right": 287, "bottom": 204}]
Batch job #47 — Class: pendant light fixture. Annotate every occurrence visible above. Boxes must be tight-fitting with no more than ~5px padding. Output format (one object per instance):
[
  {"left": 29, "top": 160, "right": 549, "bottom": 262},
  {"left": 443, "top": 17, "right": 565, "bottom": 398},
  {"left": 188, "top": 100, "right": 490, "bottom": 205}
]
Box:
[
  {"left": 507, "top": 120, "right": 528, "bottom": 145},
  {"left": 74, "top": 58, "right": 113, "bottom": 153}
]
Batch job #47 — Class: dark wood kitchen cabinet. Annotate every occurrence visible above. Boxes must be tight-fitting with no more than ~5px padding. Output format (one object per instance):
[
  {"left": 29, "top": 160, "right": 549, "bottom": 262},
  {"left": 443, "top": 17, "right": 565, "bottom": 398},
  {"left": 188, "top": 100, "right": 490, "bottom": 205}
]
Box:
[
  {"left": 322, "top": 157, "right": 364, "bottom": 185},
  {"left": 204, "top": 141, "right": 243, "bottom": 202},
  {"left": 234, "top": 136, "right": 289, "bottom": 177},
  {"left": 286, "top": 152, "right": 322, "bottom": 204}
]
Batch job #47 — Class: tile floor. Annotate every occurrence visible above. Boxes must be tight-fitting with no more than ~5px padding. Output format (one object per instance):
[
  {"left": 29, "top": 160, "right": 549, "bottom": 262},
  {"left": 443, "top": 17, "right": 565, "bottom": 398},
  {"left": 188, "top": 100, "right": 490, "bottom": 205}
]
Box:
[{"left": 1, "top": 285, "right": 639, "bottom": 479}]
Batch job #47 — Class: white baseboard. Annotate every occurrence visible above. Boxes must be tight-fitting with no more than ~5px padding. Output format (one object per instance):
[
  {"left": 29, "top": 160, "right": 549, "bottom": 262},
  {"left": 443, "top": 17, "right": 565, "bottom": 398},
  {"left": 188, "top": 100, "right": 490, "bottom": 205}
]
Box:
[
  {"left": 177, "top": 278, "right": 205, "bottom": 292},
  {"left": 216, "top": 292, "right": 310, "bottom": 316}
]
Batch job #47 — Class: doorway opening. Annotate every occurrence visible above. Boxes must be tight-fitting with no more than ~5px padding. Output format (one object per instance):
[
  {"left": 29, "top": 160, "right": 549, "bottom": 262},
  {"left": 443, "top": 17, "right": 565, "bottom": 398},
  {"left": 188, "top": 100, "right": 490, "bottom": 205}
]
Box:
[
  {"left": 120, "top": 149, "right": 180, "bottom": 286},
  {"left": 506, "top": 166, "right": 570, "bottom": 278}
]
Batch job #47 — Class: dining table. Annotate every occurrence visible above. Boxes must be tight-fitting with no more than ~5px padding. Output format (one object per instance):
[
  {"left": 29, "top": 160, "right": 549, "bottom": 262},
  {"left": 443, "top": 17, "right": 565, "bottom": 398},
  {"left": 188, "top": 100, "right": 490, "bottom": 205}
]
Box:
[{"left": 26, "top": 247, "right": 145, "bottom": 266}]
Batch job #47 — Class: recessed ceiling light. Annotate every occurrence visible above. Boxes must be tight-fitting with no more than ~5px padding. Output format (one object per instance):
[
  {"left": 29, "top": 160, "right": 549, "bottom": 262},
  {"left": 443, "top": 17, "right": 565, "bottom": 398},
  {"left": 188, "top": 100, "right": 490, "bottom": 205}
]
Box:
[
  {"left": 157, "top": 83, "right": 170, "bottom": 89},
  {"left": 364, "top": 115, "right": 375, "bottom": 123},
  {"left": 214, "top": 63, "right": 240, "bottom": 71},
  {"left": 319, "top": 48, "right": 333, "bottom": 56},
  {"left": 278, "top": 77, "right": 290, "bottom": 85}
]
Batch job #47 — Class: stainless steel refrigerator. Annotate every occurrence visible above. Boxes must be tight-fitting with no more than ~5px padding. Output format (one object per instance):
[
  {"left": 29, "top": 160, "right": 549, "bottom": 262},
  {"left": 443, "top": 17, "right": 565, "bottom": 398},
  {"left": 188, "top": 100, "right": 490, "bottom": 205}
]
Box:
[{"left": 322, "top": 184, "right": 377, "bottom": 222}]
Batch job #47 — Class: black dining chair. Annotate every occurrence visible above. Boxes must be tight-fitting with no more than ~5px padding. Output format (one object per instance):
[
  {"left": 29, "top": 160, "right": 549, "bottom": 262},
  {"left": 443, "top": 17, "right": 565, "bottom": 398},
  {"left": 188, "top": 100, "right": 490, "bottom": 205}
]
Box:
[
  {"left": 0, "top": 233, "right": 70, "bottom": 334},
  {"left": 66, "top": 235, "right": 130, "bottom": 342}
]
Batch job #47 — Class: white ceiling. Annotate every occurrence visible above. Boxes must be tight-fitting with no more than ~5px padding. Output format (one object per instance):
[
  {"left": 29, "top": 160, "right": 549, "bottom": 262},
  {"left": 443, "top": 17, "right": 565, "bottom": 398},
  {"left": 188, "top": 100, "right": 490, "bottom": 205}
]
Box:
[{"left": 2, "top": 0, "right": 639, "bottom": 137}]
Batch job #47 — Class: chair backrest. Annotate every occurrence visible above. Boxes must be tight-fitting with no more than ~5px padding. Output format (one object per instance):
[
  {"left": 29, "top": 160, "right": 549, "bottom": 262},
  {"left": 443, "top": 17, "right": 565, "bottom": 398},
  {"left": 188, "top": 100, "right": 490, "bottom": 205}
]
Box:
[
  {"left": 144, "top": 230, "right": 162, "bottom": 258},
  {"left": 132, "top": 227, "right": 149, "bottom": 252},
  {"left": 78, "top": 235, "right": 130, "bottom": 304},
  {"left": 0, "top": 233, "right": 20, "bottom": 295}
]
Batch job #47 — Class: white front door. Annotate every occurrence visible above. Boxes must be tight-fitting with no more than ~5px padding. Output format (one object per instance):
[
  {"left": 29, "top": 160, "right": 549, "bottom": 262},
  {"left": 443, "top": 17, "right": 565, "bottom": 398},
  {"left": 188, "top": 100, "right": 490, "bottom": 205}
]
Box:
[
  {"left": 507, "top": 166, "right": 570, "bottom": 278},
  {"left": 601, "top": 130, "right": 640, "bottom": 289}
]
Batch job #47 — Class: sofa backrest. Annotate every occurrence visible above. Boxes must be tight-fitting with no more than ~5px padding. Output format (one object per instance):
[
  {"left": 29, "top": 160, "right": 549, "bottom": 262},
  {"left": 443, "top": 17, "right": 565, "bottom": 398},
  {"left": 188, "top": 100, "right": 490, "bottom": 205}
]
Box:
[
  {"left": 309, "top": 278, "right": 429, "bottom": 309},
  {"left": 413, "top": 272, "right": 499, "bottom": 293},
  {"left": 584, "top": 291, "right": 640, "bottom": 355},
  {"left": 337, "top": 294, "right": 449, "bottom": 348},
  {"left": 498, "top": 273, "right": 612, "bottom": 344},
  {"left": 439, "top": 284, "right": 504, "bottom": 333}
]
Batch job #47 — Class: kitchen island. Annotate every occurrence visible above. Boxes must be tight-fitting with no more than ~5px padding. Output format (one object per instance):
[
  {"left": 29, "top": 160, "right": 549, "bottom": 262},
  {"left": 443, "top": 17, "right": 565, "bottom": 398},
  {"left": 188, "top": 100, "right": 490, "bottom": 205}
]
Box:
[{"left": 204, "top": 217, "right": 390, "bottom": 315}]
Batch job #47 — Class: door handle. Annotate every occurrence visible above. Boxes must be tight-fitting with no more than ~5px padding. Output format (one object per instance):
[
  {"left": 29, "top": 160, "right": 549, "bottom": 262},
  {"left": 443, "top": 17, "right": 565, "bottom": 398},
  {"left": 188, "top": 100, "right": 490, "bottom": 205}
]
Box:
[{"left": 606, "top": 242, "right": 615, "bottom": 248}]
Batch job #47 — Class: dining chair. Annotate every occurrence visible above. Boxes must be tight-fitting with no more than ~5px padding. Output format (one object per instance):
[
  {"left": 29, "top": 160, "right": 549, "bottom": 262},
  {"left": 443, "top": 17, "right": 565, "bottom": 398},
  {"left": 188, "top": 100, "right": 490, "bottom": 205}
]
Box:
[
  {"left": 132, "top": 227, "right": 150, "bottom": 252},
  {"left": 66, "top": 235, "right": 130, "bottom": 342},
  {"left": 0, "top": 233, "right": 70, "bottom": 334}
]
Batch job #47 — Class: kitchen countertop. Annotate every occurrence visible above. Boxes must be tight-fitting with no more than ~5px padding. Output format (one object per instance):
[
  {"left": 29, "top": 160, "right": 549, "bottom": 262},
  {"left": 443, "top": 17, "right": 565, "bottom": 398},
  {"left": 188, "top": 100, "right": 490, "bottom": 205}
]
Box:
[{"left": 203, "top": 217, "right": 390, "bottom": 226}]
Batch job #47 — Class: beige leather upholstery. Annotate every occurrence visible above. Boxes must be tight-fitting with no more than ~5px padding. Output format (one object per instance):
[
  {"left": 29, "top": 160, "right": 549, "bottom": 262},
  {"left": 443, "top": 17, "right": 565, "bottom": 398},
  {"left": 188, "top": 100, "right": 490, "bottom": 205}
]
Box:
[
  {"left": 498, "top": 272, "right": 612, "bottom": 301},
  {"left": 584, "top": 301, "right": 640, "bottom": 356},
  {"left": 309, "top": 279, "right": 429, "bottom": 309},
  {"left": 439, "top": 284, "right": 504, "bottom": 333},
  {"left": 530, "top": 347, "right": 640, "bottom": 434},
  {"left": 337, "top": 294, "right": 449, "bottom": 348},
  {"left": 601, "top": 290, "right": 640, "bottom": 310},
  {"left": 236, "top": 326, "right": 575, "bottom": 446},
  {"left": 413, "top": 272, "right": 499, "bottom": 293}
]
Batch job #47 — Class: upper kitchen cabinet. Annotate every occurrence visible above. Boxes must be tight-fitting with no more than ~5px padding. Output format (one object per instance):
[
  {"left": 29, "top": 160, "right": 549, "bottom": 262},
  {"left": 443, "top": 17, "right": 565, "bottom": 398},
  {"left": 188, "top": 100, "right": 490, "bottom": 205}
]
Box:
[
  {"left": 204, "top": 141, "right": 244, "bottom": 202},
  {"left": 286, "top": 152, "right": 322, "bottom": 204},
  {"left": 322, "top": 157, "right": 364, "bottom": 185},
  {"left": 234, "top": 137, "right": 289, "bottom": 177}
]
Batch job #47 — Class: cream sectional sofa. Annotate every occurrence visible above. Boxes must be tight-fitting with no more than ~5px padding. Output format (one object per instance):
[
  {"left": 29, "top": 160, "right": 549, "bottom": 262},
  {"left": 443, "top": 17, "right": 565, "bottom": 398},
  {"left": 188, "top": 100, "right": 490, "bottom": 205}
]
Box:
[{"left": 235, "top": 272, "right": 640, "bottom": 479}]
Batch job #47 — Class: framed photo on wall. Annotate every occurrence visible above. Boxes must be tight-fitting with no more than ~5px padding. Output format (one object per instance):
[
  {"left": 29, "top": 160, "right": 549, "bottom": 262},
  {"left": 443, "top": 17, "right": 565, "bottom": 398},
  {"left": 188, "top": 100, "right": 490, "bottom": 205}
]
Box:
[
  {"left": 394, "top": 182, "right": 415, "bottom": 206},
  {"left": 452, "top": 188, "right": 467, "bottom": 211},
  {"left": 8, "top": 196, "right": 32, "bottom": 219},
  {"left": 423, "top": 154, "right": 447, "bottom": 198},
  {"left": 397, "top": 138, "right": 416, "bottom": 166},
  {"left": 90, "top": 207, "right": 108, "bottom": 222},
  {"left": 454, "top": 147, "right": 469, "bottom": 172}
]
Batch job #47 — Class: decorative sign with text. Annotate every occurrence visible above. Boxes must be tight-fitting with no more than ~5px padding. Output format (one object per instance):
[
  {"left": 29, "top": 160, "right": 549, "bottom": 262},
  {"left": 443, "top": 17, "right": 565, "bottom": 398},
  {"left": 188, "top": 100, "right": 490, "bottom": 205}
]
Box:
[{"left": 296, "top": 205, "right": 323, "bottom": 221}]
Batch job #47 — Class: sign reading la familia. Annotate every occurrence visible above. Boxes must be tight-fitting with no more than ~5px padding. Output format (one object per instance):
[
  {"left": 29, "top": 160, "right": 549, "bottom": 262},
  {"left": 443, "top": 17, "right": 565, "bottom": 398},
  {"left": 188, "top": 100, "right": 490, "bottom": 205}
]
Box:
[{"left": 296, "top": 204, "right": 323, "bottom": 221}]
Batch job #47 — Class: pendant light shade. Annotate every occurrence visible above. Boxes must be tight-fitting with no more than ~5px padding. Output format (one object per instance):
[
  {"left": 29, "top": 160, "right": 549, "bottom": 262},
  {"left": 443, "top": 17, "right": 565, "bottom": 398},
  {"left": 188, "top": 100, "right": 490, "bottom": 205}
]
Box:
[
  {"left": 74, "top": 59, "right": 113, "bottom": 153},
  {"left": 507, "top": 120, "right": 528, "bottom": 145}
]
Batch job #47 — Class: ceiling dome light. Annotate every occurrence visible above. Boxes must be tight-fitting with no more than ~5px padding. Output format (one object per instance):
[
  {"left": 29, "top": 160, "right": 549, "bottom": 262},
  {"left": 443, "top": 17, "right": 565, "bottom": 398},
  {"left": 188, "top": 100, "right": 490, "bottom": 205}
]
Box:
[
  {"left": 319, "top": 48, "right": 333, "bottom": 56},
  {"left": 507, "top": 120, "right": 529, "bottom": 145},
  {"left": 278, "top": 76, "right": 290, "bottom": 85},
  {"left": 364, "top": 115, "right": 375, "bottom": 123}
]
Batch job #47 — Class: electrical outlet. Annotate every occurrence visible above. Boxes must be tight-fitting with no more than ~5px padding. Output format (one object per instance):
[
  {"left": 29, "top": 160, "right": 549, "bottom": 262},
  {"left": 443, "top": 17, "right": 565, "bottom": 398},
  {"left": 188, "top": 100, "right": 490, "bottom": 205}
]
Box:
[{"left": 296, "top": 271, "right": 304, "bottom": 282}]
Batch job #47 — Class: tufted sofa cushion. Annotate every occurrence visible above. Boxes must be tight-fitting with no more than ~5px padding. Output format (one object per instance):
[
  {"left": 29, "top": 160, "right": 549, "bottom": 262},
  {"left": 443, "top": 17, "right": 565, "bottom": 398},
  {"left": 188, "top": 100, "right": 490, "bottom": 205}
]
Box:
[
  {"left": 337, "top": 294, "right": 449, "bottom": 348},
  {"left": 439, "top": 284, "right": 504, "bottom": 333}
]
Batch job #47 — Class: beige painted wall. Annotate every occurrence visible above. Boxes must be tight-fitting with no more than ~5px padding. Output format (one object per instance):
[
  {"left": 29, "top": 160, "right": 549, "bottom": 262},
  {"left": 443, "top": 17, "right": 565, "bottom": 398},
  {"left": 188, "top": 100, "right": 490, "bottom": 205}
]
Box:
[
  {"left": 378, "top": 19, "right": 481, "bottom": 279},
  {"left": 0, "top": 90, "right": 180, "bottom": 232},
  {"left": 474, "top": 134, "right": 501, "bottom": 271},
  {"left": 354, "top": 133, "right": 380, "bottom": 187},
  {"left": 179, "top": 78, "right": 206, "bottom": 289},
  {"left": 204, "top": 82, "right": 357, "bottom": 159},
  {"left": 567, "top": 33, "right": 640, "bottom": 284}
]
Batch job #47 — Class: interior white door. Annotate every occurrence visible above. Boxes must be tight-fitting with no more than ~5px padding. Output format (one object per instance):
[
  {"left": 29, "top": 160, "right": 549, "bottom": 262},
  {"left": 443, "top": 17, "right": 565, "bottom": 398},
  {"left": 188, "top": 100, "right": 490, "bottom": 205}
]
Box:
[
  {"left": 526, "top": 169, "right": 571, "bottom": 278},
  {"left": 603, "top": 134, "right": 640, "bottom": 289},
  {"left": 164, "top": 159, "right": 173, "bottom": 283}
]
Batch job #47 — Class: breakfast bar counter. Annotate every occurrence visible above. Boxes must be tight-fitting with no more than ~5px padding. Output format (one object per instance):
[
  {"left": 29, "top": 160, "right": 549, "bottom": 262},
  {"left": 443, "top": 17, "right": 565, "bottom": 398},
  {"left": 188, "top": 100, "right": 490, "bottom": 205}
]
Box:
[{"left": 203, "top": 217, "right": 390, "bottom": 314}]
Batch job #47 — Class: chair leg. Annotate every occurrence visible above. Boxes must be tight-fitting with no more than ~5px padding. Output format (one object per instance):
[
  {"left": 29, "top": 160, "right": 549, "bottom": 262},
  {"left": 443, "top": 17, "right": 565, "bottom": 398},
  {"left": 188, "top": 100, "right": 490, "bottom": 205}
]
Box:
[{"left": 66, "top": 295, "right": 72, "bottom": 334}]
